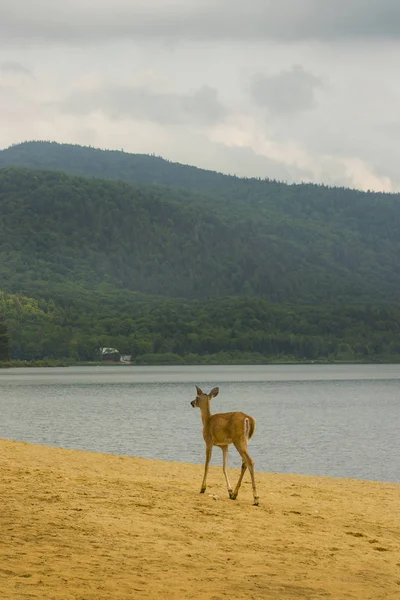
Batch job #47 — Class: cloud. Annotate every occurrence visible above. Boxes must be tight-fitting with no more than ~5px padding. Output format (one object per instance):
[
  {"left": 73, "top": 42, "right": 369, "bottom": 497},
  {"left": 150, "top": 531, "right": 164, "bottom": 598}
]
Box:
[
  {"left": 1, "top": 2, "right": 400, "bottom": 194},
  {"left": 0, "top": 76, "right": 397, "bottom": 193},
  {"left": 0, "top": 61, "right": 32, "bottom": 76},
  {"left": 0, "top": 61, "right": 34, "bottom": 88},
  {"left": 1, "top": 1, "right": 400, "bottom": 44},
  {"left": 249, "top": 65, "right": 323, "bottom": 115},
  {"left": 57, "top": 84, "right": 227, "bottom": 126}
]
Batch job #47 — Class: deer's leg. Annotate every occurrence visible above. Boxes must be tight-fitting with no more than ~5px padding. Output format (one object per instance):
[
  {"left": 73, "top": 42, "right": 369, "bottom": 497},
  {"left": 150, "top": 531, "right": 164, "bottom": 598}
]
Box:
[
  {"left": 200, "top": 445, "right": 213, "bottom": 493},
  {"left": 231, "top": 461, "right": 246, "bottom": 501},
  {"left": 221, "top": 445, "right": 233, "bottom": 498},
  {"left": 234, "top": 446, "right": 259, "bottom": 506},
  {"left": 243, "top": 450, "right": 259, "bottom": 506}
]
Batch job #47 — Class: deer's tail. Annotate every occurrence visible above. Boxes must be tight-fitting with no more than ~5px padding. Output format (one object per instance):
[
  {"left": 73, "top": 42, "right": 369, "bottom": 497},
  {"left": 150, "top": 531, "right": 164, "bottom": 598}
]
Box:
[{"left": 245, "top": 417, "right": 256, "bottom": 441}]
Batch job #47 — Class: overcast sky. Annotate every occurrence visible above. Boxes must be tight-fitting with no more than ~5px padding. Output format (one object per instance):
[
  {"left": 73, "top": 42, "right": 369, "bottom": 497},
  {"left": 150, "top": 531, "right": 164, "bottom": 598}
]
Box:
[{"left": 1, "top": 0, "right": 400, "bottom": 191}]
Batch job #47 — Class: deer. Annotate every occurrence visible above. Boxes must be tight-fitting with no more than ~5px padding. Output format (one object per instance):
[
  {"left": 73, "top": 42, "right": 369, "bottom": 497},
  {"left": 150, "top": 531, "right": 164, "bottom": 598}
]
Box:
[{"left": 190, "top": 385, "right": 259, "bottom": 506}]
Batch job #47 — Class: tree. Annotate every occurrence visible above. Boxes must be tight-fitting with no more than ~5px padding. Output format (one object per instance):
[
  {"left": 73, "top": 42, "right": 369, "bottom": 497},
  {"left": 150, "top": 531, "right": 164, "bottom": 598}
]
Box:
[{"left": 0, "top": 315, "right": 11, "bottom": 361}]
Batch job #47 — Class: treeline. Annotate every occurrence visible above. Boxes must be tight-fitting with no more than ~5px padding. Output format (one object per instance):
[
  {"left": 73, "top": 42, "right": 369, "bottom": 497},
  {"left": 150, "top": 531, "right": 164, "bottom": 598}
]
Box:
[{"left": 1, "top": 290, "right": 400, "bottom": 363}]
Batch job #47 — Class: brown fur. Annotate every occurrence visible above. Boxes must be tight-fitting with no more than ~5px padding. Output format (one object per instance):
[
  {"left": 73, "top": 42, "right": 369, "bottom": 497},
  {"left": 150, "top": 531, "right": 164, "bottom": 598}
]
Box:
[{"left": 191, "top": 386, "right": 259, "bottom": 506}]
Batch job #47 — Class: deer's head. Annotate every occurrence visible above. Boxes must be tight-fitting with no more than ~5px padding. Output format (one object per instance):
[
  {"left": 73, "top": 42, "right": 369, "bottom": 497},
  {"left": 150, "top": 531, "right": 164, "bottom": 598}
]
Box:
[{"left": 191, "top": 385, "right": 219, "bottom": 408}]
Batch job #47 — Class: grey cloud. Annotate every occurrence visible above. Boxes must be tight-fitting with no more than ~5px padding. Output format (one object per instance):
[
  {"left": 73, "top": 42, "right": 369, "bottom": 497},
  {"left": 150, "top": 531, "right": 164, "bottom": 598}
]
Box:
[
  {"left": 0, "top": 61, "right": 32, "bottom": 75},
  {"left": 2, "top": 1, "right": 400, "bottom": 44},
  {"left": 0, "top": 61, "right": 34, "bottom": 82},
  {"left": 250, "top": 66, "right": 323, "bottom": 115},
  {"left": 57, "top": 84, "right": 227, "bottom": 126},
  {"left": 192, "top": 141, "right": 305, "bottom": 183},
  {"left": 132, "top": 126, "right": 308, "bottom": 183}
]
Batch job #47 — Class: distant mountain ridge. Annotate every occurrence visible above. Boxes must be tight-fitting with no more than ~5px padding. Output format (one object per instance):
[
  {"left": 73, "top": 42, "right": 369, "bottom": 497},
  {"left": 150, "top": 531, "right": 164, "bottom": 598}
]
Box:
[
  {"left": 2, "top": 140, "right": 397, "bottom": 198},
  {"left": 1, "top": 140, "right": 399, "bottom": 225},
  {"left": 0, "top": 140, "right": 236, "bottom": 192},
  {"left": 0, "top": 141, "right": 400, "bottom": 304}
]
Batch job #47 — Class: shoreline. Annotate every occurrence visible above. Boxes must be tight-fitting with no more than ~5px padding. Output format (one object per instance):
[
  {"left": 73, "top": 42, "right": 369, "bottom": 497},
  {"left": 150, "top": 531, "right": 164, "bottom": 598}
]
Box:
[
  {"left": 1, "top": 439, "right": 399, "bottom": 599},
  {"left": 1, "top": 435, "right": 400, "bottom": 486},
  {"left": 2, "top": 358, "right": 400, "bottom": 368}
]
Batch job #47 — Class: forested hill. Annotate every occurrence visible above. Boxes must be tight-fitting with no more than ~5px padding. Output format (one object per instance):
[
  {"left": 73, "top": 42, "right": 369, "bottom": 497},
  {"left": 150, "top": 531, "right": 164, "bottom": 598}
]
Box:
[
  {"left": 2, "top": 141, "right": 400, "bottom": 222},
  {"left": 0, "top": 141, "right": 225, "bottom": 192},
  {"left": 1, "top": 166, "right": 400, "bottom": 304},
  {"left": 2, "top": 141, "right": 400, "bottom": 272}
]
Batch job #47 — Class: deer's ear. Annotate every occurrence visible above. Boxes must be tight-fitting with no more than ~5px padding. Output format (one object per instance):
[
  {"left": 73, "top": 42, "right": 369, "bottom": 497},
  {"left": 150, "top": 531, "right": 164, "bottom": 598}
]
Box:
[
  {"left": 210, "top": 387, "right": 219, "bottom": 398},
  {"left": 195, "top": 385, "right": 203, "bottom": 396}
]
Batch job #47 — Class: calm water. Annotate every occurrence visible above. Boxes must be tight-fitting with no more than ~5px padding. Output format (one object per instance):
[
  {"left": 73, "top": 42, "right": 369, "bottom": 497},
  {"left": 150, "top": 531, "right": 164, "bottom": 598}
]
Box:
[{"left": 0, "top": 364, "right": 399, "bottom": 482}]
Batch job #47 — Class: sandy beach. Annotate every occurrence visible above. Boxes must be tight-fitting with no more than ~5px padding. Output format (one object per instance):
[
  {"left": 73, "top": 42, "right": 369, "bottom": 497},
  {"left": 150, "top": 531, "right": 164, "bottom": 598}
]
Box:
[{"left": 0, "top": 439, "right": 399, "bottom": 599}]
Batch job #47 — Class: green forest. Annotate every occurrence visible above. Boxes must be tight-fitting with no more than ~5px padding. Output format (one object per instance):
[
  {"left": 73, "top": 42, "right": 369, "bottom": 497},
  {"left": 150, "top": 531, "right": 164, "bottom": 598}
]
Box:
[
  {"left": 1, "top": 141, "right": 400, "bottom": 365},
  {"left": 1, "top": 165, "right": 400, "bottom": 304},
  {"left": 1, "top": 290, "right": 400, "bottom": 364}
]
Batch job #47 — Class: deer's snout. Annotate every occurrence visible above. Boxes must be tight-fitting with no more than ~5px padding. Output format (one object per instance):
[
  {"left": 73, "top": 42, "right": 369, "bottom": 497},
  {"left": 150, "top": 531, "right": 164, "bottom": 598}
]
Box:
[{"left": 190, "top": 400, "right": 196, "bottom": 407}]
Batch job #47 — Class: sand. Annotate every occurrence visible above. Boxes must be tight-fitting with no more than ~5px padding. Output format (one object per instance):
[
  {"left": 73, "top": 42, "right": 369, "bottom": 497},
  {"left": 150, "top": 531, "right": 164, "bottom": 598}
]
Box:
[{"left": 0, "top": 439, "right": 399, "bottom": 599}]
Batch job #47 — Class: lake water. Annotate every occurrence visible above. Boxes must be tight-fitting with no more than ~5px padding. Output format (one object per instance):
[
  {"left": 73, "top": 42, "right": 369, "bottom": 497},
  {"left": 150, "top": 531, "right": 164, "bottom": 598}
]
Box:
[{"left": 0, "top": 364, "right": 399, "bottom": 483}]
